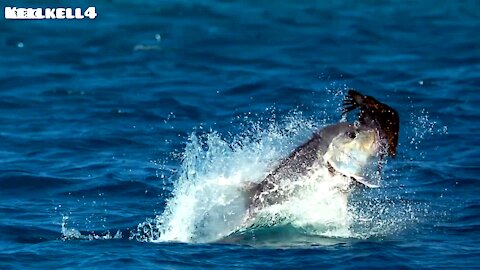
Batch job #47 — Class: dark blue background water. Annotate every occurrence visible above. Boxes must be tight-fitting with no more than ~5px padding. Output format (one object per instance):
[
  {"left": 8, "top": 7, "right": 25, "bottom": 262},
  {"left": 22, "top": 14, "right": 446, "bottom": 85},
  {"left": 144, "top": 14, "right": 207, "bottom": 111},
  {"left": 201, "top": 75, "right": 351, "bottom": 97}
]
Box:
[{"left": 1, "top": 0, "right": 479, "bottom": 269}]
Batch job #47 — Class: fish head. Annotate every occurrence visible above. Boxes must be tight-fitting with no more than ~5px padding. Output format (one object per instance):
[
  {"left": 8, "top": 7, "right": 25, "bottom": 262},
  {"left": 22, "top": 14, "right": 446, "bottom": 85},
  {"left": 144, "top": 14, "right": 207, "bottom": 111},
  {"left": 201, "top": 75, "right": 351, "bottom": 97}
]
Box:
[{"left": 323, "top": 123, "right": 386, "bottom": 188}]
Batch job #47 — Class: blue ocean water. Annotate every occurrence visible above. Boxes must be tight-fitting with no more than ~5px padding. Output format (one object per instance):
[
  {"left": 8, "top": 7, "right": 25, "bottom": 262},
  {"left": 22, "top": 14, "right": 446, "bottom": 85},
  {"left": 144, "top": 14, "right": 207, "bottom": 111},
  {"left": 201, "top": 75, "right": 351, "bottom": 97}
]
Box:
[{"left": 1, "top": 0, "right": 479, "bottom": 269}]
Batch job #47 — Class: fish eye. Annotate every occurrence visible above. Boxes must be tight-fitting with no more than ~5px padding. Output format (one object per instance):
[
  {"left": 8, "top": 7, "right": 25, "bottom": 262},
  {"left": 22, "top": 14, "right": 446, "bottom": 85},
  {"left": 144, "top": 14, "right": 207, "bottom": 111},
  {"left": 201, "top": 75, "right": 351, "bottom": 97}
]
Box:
[{"left": 346, "top": 131, "right": 357, "bottom": 139}]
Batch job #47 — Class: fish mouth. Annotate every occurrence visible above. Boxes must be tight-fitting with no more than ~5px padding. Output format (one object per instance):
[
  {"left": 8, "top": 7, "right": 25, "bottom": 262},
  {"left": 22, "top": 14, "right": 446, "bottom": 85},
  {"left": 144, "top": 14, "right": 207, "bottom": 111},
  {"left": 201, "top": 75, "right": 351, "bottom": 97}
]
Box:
[{"left": 326, "top": 161, "right": 380, "bottom": 188}]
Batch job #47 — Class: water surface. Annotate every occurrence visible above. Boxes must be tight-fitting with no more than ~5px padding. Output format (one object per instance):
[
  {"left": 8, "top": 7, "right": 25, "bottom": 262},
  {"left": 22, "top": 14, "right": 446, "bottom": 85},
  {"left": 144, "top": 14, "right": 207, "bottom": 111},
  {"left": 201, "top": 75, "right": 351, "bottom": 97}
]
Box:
[{"left": 1, "top": 0, "right": 479, "bottom": 269}]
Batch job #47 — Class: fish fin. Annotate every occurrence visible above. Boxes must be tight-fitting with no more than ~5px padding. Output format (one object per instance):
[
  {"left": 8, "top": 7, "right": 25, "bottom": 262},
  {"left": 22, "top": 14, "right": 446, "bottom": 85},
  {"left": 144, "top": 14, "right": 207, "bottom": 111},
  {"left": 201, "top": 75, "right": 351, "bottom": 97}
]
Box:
[{"left": 342, "top": 89, "right": 400, "bottom": 158}]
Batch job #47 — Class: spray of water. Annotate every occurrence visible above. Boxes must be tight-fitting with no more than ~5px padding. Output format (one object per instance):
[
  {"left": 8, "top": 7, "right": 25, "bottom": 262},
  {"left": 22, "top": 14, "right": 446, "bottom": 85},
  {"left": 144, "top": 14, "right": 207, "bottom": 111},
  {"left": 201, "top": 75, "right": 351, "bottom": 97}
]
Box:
[
  {"left": 131, "top": 107, "right": 426, "bottom": 244},
  {"left": 57, "top": 91, "right": 444, "bottom": 245},
  {"left": 134, "top": 113, "right": 320, "bottom": 242},
  {"left": 60, "top": 215, "right": 123, "bottom": 241},
  {"left": 51, "top": 85, "right": 447, "bottom": 245}
]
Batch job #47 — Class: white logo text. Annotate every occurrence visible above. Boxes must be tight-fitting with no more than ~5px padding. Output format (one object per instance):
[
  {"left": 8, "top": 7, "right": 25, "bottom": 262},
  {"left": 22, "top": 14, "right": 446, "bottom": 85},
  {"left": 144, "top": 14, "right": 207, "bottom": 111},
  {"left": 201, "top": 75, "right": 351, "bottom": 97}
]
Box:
[{"left": 5, "top": 7, "right": 97, "bottom": 20}]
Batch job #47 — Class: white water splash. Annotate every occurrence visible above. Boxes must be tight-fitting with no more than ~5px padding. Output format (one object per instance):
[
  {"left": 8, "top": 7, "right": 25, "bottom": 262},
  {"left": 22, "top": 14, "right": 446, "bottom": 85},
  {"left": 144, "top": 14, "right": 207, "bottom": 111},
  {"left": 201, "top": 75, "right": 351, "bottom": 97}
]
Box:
[
  {"left": 135, "top": 110, "right": 420, "bottom": 244},
  {"left": 135, "top": 114, "right": 321, "bottom": 242},
  {"left": 136, "top": 113, "right": 355, "bottom": 243},
  {"left": 61, "top": 215, "right": 123, "bottom": 241},
  {"left": 254, "top": 167, "right": 354, "bottom": 238}
]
